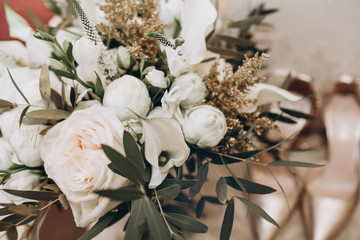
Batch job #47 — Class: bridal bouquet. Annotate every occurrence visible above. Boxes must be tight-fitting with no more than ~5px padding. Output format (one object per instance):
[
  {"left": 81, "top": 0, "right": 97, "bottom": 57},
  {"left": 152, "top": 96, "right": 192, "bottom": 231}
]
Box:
[{"left": 0, "top": 0, "right": 319, "bottom": 239}]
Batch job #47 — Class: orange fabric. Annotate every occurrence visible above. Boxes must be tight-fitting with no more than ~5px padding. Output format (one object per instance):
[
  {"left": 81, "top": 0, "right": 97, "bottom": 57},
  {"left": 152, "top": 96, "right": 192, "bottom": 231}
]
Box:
[{"left": 0, "top": 0, "right": 54, "bottom": 40}]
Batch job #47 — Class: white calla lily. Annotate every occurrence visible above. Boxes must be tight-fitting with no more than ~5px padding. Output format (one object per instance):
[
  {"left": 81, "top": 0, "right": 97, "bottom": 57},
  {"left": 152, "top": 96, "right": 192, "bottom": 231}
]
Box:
[
  {"left": 141, "top": 117, "right": 190, "bottom": 189},
  {"left": 241, "top": 83, "right": 304, "bottom": 113},
  {"left": 180, "top": 0, "right": 217, "bottom": 65}
]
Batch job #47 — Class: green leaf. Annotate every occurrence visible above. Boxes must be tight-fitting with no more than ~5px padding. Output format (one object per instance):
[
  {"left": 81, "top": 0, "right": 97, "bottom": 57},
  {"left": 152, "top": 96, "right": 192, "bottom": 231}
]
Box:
[
  {"left": 33, "top": 30, "right": 56, "bottom": 42},
  {"left": 160, "top": 179, "right": 199, "bottom": 190},
  {"left": 25, "top": 109, "right": 70, "bottom": 120},
  {"left": 124, "top": 198, "right": 146, "bottom": 240},
  {"left": 102, "top": 145, "right": 143, "bottom": 186},
  {"left": 8, "top": 205, "right": 41, "bottom": 216},
  {"left": 228, "top": 15, "right": 266, "bottom": 29},
  {"left": 143, "top": 197, "right": 169, "bottom": 239},
  {"left": 195, "top": 198, "right": 205, "bottom": 218},
  {"left": 0, "top": 207, "right": 12, "bottom": 216},
  {"left": 2, "top": 189, "right": 60, "bottom": 201},
  {"left": 213, "top": 35, "right": 256, "bottom": 47},
  {"left": 280, "top": 73, "right": 292, "bottom": 89},
  {"left": 78, "top": 211, "right": 118, "bottom": 240},
  {"left": 216, "top": 177, "right": 227, "bottom": 203},
  {"left": 96, "top": 185, "right": 144, "bottom": 201},
  {"left": 224, "top": 177, "right": 276, "bottom": 194},
  {"left": 0, "top": 99, "right": 15, "bottom": 108},
  {"left": 189, "top": 163, "right": 209, "bottom": 199},
  {"left": 267, "top": 160, "right": 323, "bottom": 168},
  {"left": 94, "top": 72, "right": 104, "bottom": 98},
  {"left": 39, "top": 64, "right": 51, "bottom": 101},
  {"left": 59, "top": 194, "right": 69, "bottom": 210},
  {"left": 19, "top": 106, "right": 30, "bottom": 127},
  {"left": 280, "top": 107, "right": 315, "bottom": 120},
  {"left": 24, "top": 9, "right": 44, "bottom": 31},
  {"left": 236, "top": 196, "right": 279, "bottom": 227},
  {"left": 49, "top": 65, "right": 75, "bottom": 79},
  {"left": 259, "top": 112, "right": 296, "bottom": 124},
  {"left": 207, "top": 47, "right": 244, "bottom": 59},
  {"left": 156, "top": 184, "right": 181, "bottom": 200},
  {"left": 171, "top": 231, "right": 184, "bottom": 240},
  {"left": 220, "top": 197, "right": 234, "bottom": 240},
  {"left": 7, "top": 68, "right": 30, "bottom": 104},
  {"left": 165, "top": 213, "right": 208, "bottom": 233},
  {"left": 6, "top": 225, "right": 17, "bottom": 240},
  {"left": 123, "top": 132, "right": 144, "bottom": 176}
]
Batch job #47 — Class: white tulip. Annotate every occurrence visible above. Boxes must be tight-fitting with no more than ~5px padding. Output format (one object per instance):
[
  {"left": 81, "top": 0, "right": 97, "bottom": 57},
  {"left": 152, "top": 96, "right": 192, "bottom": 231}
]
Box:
[
  {"left": 183, "top": 105, "right": 227, "bottom": 148},
  {"left": 172, "top": 72, "right": 208, "bottom": 108},
  {"left": 73, "top": 36, "right": 104, "bottom": 85},
  {"left": 146, "top": 69, "right": 169, "bottom": 88},
  {"left": 103, "top": 75, "right": 151, "bottom": 121}
]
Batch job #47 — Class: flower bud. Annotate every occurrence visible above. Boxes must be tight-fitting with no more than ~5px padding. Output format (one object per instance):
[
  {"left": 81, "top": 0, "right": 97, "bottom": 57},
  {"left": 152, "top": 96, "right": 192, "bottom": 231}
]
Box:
[
  {"left": 146, "top": 69, "right": 170, "bottom": 88},
  {"left": 117, "top": 46, "right": 135, "bottom": 70},
  {"left": 103, "top": 75, "right": 151, "bottom": 121},
  {"left": 183, "top": 105, "right": 227, "bottom": 148}
]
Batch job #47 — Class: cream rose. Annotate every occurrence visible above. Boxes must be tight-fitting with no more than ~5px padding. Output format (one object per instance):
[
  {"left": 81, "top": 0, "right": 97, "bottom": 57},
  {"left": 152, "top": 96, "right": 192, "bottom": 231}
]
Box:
[
  {"left": 40, "top": 105, "right": 128, "bottom": 227},
  {"left": 103, "top": 75, "right": 151, "bottom": 121},
  {"left": 183, "top": 105, "right": 227, "bottom": 148},
  {"left": 171, "top": 72, "right": 208, "bottom": 109}
]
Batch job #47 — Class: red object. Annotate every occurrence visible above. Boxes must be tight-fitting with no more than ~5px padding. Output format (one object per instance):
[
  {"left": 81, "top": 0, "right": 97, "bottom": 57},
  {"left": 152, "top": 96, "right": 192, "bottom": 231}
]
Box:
[{"left": 0, "top": 0, "right": 54, "bottom": 41}]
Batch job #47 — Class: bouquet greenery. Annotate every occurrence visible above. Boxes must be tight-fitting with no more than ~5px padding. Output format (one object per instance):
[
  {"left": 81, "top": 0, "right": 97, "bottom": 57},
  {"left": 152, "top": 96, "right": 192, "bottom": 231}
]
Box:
[{"left": 0, "top": 0, "right": 320, "bottom": 239}]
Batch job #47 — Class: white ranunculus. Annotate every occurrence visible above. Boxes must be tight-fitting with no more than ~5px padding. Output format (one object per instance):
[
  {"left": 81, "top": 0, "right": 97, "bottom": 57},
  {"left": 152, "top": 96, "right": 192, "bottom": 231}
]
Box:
[
  {"left": 0, "top": 138, "right": 13, "bottom": 170},
  {"left": 240, "top": 83, "right": 304, "bottom": 113},
  {"left": 165, "top": 46, "right": 190, "bottom": 77},
  {"left": 141, "top": 116, "right": 190, "bottom": 188},
  {"left": 103, "top": 75, "right": 151, "bottom": 121},
  {"left": 145, "top": 69, "right": 169, "bottom": 88},
  {"left": 0, "top": 170, "right": 41, "bottom": 205},
  {"left": 40, "top": 105, "right": 128, "bottom": 227},
  {"left": 183, "top": 105, "right": 227, "bottom": 148},
  {"left": 73, "top": 36, "right": 104, "bottom": 85},
  {"left": 0, "top": 108, "right": 45, "bottom": 167},
  {"left": 172, "top": 72, "right": 208, "bottom": 108}
]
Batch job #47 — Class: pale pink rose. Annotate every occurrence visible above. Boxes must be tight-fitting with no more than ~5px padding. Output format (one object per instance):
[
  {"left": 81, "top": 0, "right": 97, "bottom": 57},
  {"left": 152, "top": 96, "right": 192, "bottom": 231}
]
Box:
[{"left": 40, "top": 105, "right": 128, "bottom": 227}]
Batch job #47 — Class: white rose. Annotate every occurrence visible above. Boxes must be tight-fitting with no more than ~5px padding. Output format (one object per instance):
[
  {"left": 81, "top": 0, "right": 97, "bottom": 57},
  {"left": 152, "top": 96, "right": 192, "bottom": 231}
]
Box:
[
  {"left": 172, "top": 72, "right": 208, "bottom": 109},
  {"left": 165, "top": 47, "right": 190, "bottom": 77},
  {"left": 73, "top": 36, "right": 104, "bottom": 85},
  {"left": 40, "top": 105, "right": 128, "bottom": 227},
  {"left": 146, "top": 69, "right": 169, "bottom": 88},
  {"left": 103, "top": 75, "right": 151, "bottom": 121},
  {"left": 183, "top": 105, "right": 227, "bottom": 148},
  {"left": 0, "top": 170, "right": 41, "bottom": 205}
]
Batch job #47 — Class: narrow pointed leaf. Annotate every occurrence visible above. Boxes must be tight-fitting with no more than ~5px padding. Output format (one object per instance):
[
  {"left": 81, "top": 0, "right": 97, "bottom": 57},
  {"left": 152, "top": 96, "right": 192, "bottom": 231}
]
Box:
[
  {"left": 267, "top": 160, "right": 323, "bottom": 168},
  {"left": 259, "top": 112, "right": 296, "bottom": 124},
  {"left": 19, "top": 106, "right": 30, "bottom": 127},
  {"left": 280, "top": 107, "right": 315, "bottom": 120},
  {"left": 0, "top": 207, "right": 12, "bottom": 216},
  {"left": 220, "top": 198, "right": 234, "bottom": 240},
  {"left": 189, "top": 163, "right": 209, "bottom": 199},
  {"left": 102, "top": 145, "right": 142, "bottom": 186},
  {"left": 207, "top": 47, "right": 244, "bottom": 59},
  {"left": 165, "top": 213, "right": 208, "bottom": 233},
  {"left": 171, "top": 231, "right": 184, "bottom": 240},
  {"left": 95, "top": 185, "right": 144, "bottom": 201},
  {"left": 0, "top": 99, "right": 14, "bottom": 108},
  {"left": 26, "top": 109, "right": 70, "bottom": 120},
  {"left": 78, "top": 211, "right": 118, "bottom": 240},
  {"left": 224, "top": 177, "right": 276, "bottom": 194},
  {"left": 39, "top": 64, "right": 51, "bottom": 101},
  {"left": 24, "top": 9, "right": 44, "bottom": 31},
  {"left": 8, "top": 205, "right": 40, "bottom": 216},
  {"left": 59, "top": 194, "right": 69, "bottom": 210},
  {"left": 143, "top": 197, "right": 169, "bottom": 239},
  {"left": 124, "top": 198, "right": 146, "bottom": 240},
  {"left": 123, "top": 132, "right": 144, "bottom": 175},
  {"left": 280, "top": 73, "right": 292, "bottom": 89},
  {"left": 156, "top": 184, "right": 181, "bottom": 200},
  {"left": 195, "top": 198, "right": 205, "bottom": 218},
  {"left": 160, "top": 179, "right": 199, "bottom": 190},
  {"left": 2, "top": 189, "right": 60, "bottom": 201},
  {"left": 7, "top": 68, "right": 29, "bottom": 104},
  {"left": 236, "top": 196, "right": 279, "bottom": 227},
  {"left": 228, "top": 15, "right": 265, "bottom": 29},
  {"left": 216, "top": 177, "right": 227, "bottom": 203},
  {"left": 213, "top": 35, "right": 256, "bottom": 47}
]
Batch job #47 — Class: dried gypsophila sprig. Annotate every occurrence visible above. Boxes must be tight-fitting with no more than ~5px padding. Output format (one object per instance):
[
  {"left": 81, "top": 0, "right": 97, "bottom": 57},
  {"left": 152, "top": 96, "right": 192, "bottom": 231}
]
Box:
[
  {"left": 204, "top": 53, "right": 275, "bottom": 153},
  {"left": 97, "top": 0, "right": 163, "bottom": 62}
]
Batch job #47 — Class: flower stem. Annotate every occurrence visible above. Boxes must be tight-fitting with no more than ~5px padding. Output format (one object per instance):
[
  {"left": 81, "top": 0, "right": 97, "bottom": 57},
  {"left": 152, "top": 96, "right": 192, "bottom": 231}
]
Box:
[{"left": 154, "top": 189, "right": 174, "bottom": 236}]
